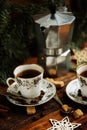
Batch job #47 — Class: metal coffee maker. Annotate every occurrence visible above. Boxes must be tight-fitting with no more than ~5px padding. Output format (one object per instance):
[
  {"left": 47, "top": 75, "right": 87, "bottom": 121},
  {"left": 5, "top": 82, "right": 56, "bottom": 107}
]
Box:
[{"left": 35, "top": 7, "right": 75, "bottom": 77}]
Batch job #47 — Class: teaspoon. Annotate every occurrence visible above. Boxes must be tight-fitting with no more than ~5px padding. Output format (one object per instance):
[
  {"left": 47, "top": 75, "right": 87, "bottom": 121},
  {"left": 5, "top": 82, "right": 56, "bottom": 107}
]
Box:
[{"left": 53, "top": 93, "right": 74, "bottom": 115}]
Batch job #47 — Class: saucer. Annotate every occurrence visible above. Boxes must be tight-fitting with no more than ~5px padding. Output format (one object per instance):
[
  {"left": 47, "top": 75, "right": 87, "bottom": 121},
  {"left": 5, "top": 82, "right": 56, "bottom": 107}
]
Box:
[
  {"left": 66, "top": 79, "right": 87, "bottom": 105},
  {"left": 6, "top": 79, "right": 56, "bottom": 107}
]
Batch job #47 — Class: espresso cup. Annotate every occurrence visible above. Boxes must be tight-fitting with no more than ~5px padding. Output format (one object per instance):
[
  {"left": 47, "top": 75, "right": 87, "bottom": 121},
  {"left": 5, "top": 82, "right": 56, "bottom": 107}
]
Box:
[
  {"left": 6, "top": 64, "right": 44, "bottom": 98},
  {"left": 76, "top": 63, "right": 87, "bottom": 97}
]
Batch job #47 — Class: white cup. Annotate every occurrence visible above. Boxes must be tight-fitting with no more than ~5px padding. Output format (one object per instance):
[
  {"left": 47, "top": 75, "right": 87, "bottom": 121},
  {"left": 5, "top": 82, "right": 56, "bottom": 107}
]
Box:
[
  {"left": 6, "top": 64, "right": 44, "bottom": 98},
  {"left": 76, "top": 63, "right": 87, "bottom": 97}
]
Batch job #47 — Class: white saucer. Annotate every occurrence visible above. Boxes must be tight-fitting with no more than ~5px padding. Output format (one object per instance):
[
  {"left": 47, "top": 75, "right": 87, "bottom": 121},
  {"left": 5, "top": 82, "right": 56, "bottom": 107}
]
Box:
[
  {"left": 6, "top": 79, "right": 56, "bottom": 107},
  {"left": 66, "top": 79, "right": 87, "bottom": 105}
]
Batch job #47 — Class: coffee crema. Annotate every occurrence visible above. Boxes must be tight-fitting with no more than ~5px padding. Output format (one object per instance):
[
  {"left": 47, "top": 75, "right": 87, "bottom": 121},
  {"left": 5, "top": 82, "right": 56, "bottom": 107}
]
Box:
[
  {"left": 80, "top": 70, "right": 87, "bottom": 78},
  {"left": 17, "top": 69, "right": 41, "bottom": 78}
]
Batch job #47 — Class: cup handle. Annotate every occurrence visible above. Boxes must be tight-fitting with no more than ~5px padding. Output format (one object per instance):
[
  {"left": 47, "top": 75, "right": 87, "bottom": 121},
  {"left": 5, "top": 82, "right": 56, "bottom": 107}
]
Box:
[{"left": 6, "top": 77, "right": 15, "bottom": 86}]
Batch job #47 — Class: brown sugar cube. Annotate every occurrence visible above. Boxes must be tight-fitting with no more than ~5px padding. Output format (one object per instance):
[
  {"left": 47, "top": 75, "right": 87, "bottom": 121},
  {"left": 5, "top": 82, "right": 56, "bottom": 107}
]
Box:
[
  {"left": 26, "top": 106, "right": 36, "bottom": 115},
  {"left": 46, "top": 78, "right": 64, "bottom": 88},
  {"left": 62, "top": 104, "right": 70, "bottom": 112},
  {"left": 48, "top": 68, "right": 57, "bottom": 76},
  {"left": 73, "top": 109, "right": 83, "bottom": 119},
  {"left": 53, "top": 80, "right": 64, "bottom": 88}
]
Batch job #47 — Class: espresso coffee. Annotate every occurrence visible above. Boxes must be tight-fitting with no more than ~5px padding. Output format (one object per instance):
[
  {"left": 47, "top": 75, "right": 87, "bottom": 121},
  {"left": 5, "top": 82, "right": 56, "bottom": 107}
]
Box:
[
  {"left": 17, "top": 69, "right": 41, "bottom": 78},
  {"left": 80, "top": 70, "right": 87, "bottom": 77}
]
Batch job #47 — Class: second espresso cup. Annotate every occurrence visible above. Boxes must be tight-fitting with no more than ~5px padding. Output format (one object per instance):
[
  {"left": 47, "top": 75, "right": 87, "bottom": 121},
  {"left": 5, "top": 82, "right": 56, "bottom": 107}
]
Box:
[
  {"left": 6, "top": 64, "right": 44, "bottom": 98},
  {"left": 76, "top": 63, "right": 87, "bottom": 97}
]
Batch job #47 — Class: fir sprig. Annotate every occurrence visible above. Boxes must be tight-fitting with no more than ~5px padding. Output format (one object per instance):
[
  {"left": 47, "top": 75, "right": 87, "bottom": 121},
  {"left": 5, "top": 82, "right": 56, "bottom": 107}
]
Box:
[{"left": 0, "top": 0, "right": 36, "bottom": 84}]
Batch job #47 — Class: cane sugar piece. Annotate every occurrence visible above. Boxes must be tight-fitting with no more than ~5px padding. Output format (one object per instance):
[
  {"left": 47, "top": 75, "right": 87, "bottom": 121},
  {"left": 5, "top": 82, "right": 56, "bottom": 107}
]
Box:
[
  {"left": 46, "top": 78, "right": 64, "bottom": 88},
  {"left": 26, "top": 106, "right": 36, "bottom": 115},
  {"left": 62, "top": 104, "right": 70, "bottom": 112},
  {"left": 73, "top": 109, "right": 83, "bottom": 119}
]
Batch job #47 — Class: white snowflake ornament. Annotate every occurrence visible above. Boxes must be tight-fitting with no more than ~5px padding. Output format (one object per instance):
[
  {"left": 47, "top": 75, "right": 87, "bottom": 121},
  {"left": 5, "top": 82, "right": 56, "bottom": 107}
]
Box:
[{"left": 47, "top": 116, "right": 81, "bottom": 130}]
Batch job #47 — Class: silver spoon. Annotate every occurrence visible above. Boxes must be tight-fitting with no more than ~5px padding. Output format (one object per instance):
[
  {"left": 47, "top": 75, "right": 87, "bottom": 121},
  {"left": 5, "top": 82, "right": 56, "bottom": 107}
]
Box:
[
  {"left": 53, "top": 93, "right": 74, "bottom": 115},
  {"left": 0, "top": 90, "right": 44, "bottom": 105}
]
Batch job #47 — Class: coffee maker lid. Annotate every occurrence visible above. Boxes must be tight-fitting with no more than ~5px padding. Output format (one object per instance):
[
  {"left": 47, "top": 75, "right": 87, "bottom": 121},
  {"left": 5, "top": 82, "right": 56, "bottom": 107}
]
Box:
[{"left": 35, "top": 11, "right": 75, "bottom": 28}]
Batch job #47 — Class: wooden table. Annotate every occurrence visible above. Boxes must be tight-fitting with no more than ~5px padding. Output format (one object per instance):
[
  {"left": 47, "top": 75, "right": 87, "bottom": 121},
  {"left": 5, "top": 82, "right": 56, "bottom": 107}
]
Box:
[{"left": 0, "top": 57, "right": 87, "bottom": 130}]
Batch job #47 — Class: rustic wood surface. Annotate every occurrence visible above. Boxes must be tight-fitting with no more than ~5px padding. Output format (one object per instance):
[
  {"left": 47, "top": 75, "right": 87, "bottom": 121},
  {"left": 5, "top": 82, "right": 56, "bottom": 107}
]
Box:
[{"left": 0, "top": 57, "right": 87, "bottom": 130}]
